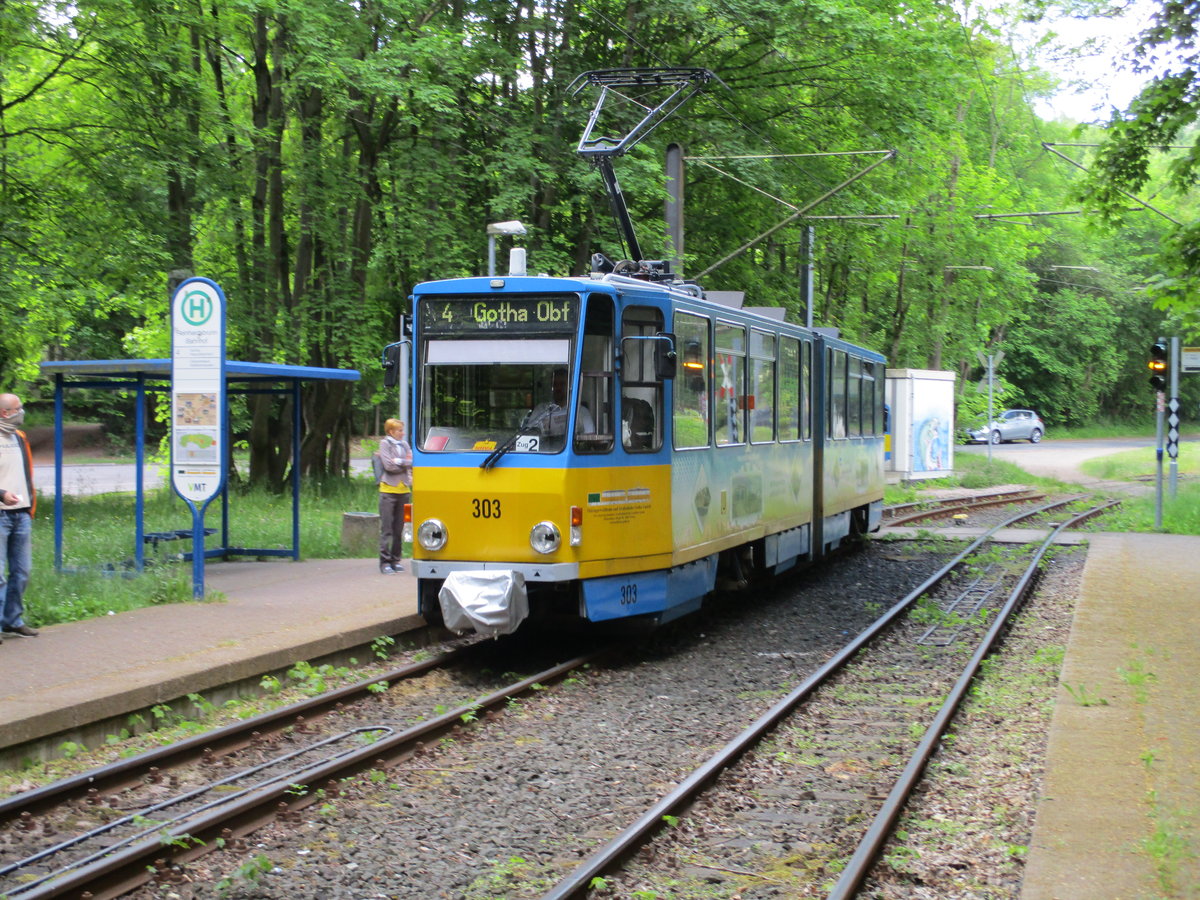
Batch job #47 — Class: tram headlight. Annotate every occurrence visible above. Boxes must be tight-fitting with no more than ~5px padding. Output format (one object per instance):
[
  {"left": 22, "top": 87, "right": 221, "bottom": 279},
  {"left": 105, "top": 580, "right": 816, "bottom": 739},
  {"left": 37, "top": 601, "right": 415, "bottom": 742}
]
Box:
[
  {"left": 417, "top": 518, "right": 448, "bottom": 551},
  {"left": 530, "top": 521, "right": 561, "bottom": 555}
]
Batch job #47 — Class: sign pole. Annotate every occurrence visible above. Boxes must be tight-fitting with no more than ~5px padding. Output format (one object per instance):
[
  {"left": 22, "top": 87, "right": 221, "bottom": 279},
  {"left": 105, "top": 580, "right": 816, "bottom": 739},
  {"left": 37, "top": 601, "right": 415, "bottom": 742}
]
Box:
[
  {"left": 986, "top": 354, "right": 994, "bottom": 464},
  {"left": 976, "top": 350, "right": 1002, "bottom": 464},
  {"left": 170, "top": 278, "right": 228, "bottom": 599}
]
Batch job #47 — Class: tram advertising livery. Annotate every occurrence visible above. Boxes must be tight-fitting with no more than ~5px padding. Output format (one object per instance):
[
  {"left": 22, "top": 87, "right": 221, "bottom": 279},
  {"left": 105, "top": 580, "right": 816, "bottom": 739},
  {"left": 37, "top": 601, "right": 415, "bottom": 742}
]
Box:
[{"left": 393, "top": 68, "right": 886, "bottom": 636}]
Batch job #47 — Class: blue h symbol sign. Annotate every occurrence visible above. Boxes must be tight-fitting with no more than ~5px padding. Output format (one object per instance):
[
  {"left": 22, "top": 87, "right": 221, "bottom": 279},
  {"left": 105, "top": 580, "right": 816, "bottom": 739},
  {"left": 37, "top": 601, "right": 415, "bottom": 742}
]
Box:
[{"left": 181, "top": 289, "right": 213, "bottom": 326}]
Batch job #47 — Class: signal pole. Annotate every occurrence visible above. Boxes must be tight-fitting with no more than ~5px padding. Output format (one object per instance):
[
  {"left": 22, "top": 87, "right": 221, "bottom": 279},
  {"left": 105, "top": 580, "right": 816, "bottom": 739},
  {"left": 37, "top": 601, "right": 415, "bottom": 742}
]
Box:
[
  {"left": 1149, "top": 338, "right": 1168, "bottom": 528},
  {"left": 1155, "top": 393, "right": 1164, "bottom": 529}
]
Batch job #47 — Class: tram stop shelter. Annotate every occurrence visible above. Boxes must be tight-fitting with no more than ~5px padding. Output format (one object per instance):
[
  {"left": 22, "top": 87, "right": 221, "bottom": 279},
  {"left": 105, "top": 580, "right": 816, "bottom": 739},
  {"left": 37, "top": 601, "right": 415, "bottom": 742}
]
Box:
[{"left": 39, "top": 359, "right": 361, "bottom": 575}]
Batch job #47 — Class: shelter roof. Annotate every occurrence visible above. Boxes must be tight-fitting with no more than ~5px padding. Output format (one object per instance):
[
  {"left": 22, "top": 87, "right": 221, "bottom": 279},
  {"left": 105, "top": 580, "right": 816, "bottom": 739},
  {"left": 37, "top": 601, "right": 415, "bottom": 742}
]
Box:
[{"left": 40, "top": 359, "right": 360, "bottom": 383}]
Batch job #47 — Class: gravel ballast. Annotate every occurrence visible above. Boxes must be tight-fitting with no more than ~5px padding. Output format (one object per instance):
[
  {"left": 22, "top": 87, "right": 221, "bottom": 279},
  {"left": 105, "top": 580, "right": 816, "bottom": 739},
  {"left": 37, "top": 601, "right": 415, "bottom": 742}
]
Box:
[{"left": 121, "top": 530, "right": 1085, "bottom": 900}]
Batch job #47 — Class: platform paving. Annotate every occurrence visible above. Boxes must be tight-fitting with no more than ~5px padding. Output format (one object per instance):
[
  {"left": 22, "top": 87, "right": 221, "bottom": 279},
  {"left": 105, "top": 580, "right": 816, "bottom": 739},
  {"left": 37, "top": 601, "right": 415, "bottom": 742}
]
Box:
[
  {"left": 0, "top": 558, "right": 420, "bottom": 759},
  {"left": 1021, "top": 532, "right": 1200, "bottom": 899}
]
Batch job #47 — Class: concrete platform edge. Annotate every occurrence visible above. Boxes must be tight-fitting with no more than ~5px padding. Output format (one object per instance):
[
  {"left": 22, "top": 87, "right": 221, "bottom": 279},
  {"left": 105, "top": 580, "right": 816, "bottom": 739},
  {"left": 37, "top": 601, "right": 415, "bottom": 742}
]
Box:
[
  {"left": 0, "top": 558, "right": 424, "bottom": 768},
  {"left": 1020, "top": 532, "right": 1200, "bottom": 899},
  {"left": 1, "top": 613, "right": 426, "bottom": 754}
]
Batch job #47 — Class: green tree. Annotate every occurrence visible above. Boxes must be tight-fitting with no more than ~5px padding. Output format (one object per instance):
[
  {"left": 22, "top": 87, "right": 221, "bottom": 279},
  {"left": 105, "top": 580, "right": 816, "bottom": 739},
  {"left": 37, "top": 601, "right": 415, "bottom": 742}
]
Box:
[
  {"left": 1083, "top": 0, "right": 1200, "bottom": 329},
  {"left": 1, "top": 0, "right": 1176, "bottom": 463}
]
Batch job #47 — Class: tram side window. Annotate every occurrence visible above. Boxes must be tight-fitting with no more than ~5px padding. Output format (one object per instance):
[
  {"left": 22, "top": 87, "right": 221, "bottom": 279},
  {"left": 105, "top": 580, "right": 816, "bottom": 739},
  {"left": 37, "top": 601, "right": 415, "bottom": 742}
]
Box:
[
  {"left": 674, "top": 312, "right": 710, "bottom": 449},
  {"left": 847, "top": 357, "right": 863, "bottom": 437},
  {"left": 828, "top": 349, "right": 847, "bottom": 439},
  {"left": 620, "top": 305, "right": 664, "bottom": 453},
  {"left": 862, "top": 361, "right": 878, "bottom": 435},
  {"left": 750, "top": 329, "right": 775, "bottom": 443},
  {"left": 801, "top": 340, "right": 811, "bottom": 440},
  {"left": 779, "top": 338, "right": 800, "bottom": 442},
  {"left": 575, "top": 297, "right": 615, "bottom": 453},
  {"left": 715, "top": 322, "right": 746, "bottom": 446}
]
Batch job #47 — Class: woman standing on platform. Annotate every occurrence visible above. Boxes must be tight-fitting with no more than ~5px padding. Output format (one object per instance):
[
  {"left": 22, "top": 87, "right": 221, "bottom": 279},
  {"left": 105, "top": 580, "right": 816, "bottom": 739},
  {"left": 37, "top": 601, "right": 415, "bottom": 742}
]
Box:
[{"left": 377, "top": 418, "right": 412, "bottom": 574}]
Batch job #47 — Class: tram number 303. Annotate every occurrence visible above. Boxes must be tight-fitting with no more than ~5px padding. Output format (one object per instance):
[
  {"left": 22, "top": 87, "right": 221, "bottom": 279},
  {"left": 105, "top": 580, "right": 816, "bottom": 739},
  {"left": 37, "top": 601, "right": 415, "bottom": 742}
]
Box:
[
  {"left": 472, "top": 498, "right": 501, "bottom": 519},
  {"left": 620, "top": 582, "right": 638, "bottom": 606}
]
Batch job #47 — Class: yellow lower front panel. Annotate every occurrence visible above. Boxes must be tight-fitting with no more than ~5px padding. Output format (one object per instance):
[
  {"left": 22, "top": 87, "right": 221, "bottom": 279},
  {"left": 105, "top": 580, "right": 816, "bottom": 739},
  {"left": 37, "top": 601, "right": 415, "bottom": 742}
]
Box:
[{"left": 412, "top": 463, "right": 674, "bottom": 574}]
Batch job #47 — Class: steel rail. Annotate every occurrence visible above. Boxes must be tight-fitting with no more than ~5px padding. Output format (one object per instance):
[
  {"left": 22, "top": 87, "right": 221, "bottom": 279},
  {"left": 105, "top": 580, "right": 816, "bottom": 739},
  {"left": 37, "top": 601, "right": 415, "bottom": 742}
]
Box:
[
  {"left": 882, "top": 488, "right": 1034, "bottom": 520},
  {"left": 538, "top": 498, "right": 1083, "bottom": 900},
  {"left": 883, "top": 490, "right": 1048, "bottom": 527},
  {"left": 0, "top": 641, "right": 481, "bottom": 824},
  {"left": 7, "top": 727, "right": 393, "bottom": 894},
  {"left": 10, "top": 651, "right": 603, "bottom": 900},
  {"left": 827, "top": 499, "right": 1117, "bottom": 898}
]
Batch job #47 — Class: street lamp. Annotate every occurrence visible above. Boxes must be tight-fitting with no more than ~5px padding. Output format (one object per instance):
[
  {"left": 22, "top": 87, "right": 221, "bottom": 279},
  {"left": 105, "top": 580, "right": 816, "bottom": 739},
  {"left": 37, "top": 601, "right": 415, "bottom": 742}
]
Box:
[{"left": 487, "top": 220, "right": 527, "bottom": 276}]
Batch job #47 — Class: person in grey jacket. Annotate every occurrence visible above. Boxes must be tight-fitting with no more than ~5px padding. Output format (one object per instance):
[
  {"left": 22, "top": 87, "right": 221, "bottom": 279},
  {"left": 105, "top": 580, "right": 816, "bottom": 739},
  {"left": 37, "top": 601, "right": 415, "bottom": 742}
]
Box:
[
  {"left": 377, "top": 418, "right": 412, "bottom": 574},
  {"left": 0, "top": 393, "right": 37, "bottom": 640}
]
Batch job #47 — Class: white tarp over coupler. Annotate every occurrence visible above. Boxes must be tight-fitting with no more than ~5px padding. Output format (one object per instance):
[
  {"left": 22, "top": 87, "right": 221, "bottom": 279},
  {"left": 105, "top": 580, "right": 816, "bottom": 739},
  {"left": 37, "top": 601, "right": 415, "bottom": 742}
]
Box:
[{"left": 438, "top": 570, "right": 530, "bottom": 637}]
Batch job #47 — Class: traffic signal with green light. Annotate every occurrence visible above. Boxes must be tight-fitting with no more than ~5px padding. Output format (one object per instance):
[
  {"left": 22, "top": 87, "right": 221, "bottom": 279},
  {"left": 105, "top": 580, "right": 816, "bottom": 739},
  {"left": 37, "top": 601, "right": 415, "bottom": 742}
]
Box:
[{"left": 1149, "top": 340, "right": 1168, "bottom": 391}]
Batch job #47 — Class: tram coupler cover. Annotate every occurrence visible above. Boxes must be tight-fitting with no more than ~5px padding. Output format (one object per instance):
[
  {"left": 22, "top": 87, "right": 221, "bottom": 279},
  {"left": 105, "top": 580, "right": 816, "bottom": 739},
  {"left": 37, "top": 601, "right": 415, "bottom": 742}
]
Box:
[{"left": 438, "top": 570, "right": 530, "bottom": 637}]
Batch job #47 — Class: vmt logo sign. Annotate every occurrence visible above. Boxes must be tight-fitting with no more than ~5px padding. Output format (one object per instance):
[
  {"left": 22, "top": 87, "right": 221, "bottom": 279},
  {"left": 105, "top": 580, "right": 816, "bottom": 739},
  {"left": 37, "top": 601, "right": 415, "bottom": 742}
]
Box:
[{"left": 181, "top": 289, "right": 214, "bottom": 326}]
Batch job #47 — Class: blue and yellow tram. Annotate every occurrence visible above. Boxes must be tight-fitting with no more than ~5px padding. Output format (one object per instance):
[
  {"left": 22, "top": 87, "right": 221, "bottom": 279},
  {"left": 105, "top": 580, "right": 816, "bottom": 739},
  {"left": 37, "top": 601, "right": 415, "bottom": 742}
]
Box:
[{"left": 405, "top": 266, "right": 886, "bottom": 635}]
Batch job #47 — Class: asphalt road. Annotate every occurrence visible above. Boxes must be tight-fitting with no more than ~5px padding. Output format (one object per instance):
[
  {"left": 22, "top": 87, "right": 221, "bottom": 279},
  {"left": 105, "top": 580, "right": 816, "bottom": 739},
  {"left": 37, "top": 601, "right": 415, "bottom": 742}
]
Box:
[{"left": 957, "top": 436, "right": 1162, "bottom": 490}]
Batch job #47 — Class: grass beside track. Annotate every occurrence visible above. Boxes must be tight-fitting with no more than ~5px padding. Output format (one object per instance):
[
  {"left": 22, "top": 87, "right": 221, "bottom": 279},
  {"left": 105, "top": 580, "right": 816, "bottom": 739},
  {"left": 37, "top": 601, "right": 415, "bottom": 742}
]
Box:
[
  {"left": 884, "top": 452, "right": 1074, "bottom": 504},
  {"left": 1079, "top": 442, "right": 1200, "bottom": 534},
  {"left": 888, "top": 446, "right": 1200, "bottom": 536},
  {"left": 29, "top": 475, "right": 381, "bottom": 628}
]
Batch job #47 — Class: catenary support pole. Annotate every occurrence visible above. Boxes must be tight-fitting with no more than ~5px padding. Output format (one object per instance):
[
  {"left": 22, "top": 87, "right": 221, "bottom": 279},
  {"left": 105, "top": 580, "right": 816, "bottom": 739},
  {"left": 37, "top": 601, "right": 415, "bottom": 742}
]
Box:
[
  {"left": 665, "top": 143, "right": 685, "bottom": 276},
  {"left": 800, "top": 225, "right": 815, "bottom": 329}
]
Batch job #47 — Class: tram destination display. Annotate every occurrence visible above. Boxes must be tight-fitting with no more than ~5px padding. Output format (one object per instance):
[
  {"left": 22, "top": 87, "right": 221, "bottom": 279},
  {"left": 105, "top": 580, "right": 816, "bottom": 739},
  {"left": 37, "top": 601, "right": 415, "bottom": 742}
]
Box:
[{"left": 421, "top": 294, "right": 579, "bottom": 334}]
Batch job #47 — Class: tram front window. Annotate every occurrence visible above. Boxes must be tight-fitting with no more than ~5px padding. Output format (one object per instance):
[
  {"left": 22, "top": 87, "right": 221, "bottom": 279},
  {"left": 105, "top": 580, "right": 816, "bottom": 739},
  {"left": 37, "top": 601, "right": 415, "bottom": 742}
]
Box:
[{"left": 419, "top": 341, "right": 578, "bottom": 454}]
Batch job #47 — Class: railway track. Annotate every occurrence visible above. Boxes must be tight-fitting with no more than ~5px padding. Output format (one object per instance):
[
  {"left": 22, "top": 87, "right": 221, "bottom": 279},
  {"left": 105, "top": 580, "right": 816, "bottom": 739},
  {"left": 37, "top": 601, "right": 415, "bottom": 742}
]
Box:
[
  {"left": 539, "top": 496, "right": 1118, "bottom": 899},
  {"left": 0, "top": 496, "right": 1116, "bottom": 898},
  {"left": 882, "top": 488, "right": 1046, "bottom": 527},
  {"left": 0, "top": 639, "right": 606, "bottom": 899}
]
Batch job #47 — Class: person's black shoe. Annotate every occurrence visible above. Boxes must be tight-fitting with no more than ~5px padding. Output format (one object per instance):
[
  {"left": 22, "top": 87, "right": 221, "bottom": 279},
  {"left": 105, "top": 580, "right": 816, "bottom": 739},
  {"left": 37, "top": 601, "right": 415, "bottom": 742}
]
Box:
[
  {"left": 380, "top": 563, "right": 395, "bottom": 575},
  {"left": 8, "top": 625, "right": 38, "bottom": 637}
]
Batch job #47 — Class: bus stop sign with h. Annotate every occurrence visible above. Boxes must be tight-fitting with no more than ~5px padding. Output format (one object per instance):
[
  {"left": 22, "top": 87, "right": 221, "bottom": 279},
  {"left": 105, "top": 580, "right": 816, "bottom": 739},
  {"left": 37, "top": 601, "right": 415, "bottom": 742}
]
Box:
[{"left": 170, "top": 277, "right": 227, "bottom": 598}]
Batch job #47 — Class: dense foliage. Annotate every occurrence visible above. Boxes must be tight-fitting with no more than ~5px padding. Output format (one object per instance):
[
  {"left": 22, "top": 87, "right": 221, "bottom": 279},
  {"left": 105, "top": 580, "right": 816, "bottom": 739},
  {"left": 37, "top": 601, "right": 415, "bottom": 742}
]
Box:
[
  {"left": 0, "top": 0, "right": 1190, "bottom": 485},
  {"left": 1084, "top": 0, "right": 1200, "bottom": 325}
]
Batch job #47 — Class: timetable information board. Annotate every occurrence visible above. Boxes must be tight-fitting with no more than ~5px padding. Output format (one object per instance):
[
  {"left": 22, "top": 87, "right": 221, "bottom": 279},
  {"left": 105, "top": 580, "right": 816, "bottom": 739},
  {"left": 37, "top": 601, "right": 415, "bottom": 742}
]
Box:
[
  {"left": 1182, "top": 347, "right": 1200, "bottom": 373},
  {"left": 170, "top": 278, "right": 227, "bottom": 505}
]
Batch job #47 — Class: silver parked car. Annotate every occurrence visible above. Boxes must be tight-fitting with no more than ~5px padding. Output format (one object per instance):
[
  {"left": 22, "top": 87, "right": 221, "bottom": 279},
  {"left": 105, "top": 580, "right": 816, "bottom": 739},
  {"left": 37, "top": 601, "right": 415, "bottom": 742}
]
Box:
[{"left": 968, "top": 409, "right": 1045, "bottom": 444}]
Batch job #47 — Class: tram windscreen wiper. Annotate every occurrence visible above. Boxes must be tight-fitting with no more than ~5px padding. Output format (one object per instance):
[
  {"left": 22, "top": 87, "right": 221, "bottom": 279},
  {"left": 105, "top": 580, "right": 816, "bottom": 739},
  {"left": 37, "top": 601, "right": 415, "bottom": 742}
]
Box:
[{"left": 480, "top": 404, "right": 558, "bottom": 470}]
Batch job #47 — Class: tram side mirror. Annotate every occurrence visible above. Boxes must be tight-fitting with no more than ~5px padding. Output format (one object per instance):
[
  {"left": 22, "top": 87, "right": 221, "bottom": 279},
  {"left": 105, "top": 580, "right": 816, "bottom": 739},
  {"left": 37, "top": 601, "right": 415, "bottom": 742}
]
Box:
[
  {"left": 381, "top": 342, "right": 403, "bottom": 389},
  {"left": 654, "top": 332, "right": 677, "bottom": 380}
]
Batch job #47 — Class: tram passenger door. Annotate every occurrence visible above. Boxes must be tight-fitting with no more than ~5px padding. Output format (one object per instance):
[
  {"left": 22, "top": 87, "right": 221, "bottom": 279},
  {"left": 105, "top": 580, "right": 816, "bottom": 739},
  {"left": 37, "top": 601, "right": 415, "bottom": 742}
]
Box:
[
  {"left": 575, "top": 297, "right": 615, "bottom": 453},
  {"left": 620, "top": 306, "right": 665, "bottom": 453}
]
